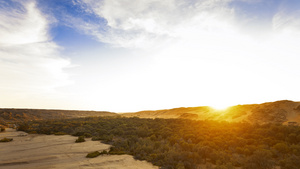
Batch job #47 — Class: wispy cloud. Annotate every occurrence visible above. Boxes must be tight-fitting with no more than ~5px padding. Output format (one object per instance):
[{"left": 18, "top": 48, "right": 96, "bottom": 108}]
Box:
[
  {"left": 0, "top": 0, "right": 71, "bottom": 108},
  {"left": 0, "top": 1, "right": 49, "bottom": 45},
  {"left": 66, "top": 0, "right": 300, "bottom": 111},
  {"left": 71, "top": 0, "right": 300, "bottom": 49},
  {"left": 2, "top": 0, "right": 298, "bottom": 111},
  {"left": 70, "top": 0, "right": 236, "bottom": 49}
]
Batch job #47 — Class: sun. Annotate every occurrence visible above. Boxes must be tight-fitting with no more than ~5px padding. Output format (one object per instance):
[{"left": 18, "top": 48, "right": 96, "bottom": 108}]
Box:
[{"left": 210, "top": 104, "right": 230, "bottom": 111}]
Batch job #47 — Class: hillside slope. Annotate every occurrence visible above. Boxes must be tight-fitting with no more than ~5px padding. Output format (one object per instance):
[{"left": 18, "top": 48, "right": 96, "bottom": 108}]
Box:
[
  {"left": 121, "top": 100, "right": 300, "bottom": 124},
  {"left": 2, "top": 100, "right": 300, "bottom": 126},
  {"left": 0, "top": 109, "right": 117, "bottom": 125}
]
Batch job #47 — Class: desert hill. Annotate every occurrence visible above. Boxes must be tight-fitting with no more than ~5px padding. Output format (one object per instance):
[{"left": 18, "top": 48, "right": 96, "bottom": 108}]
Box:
[
  {"left": 121, "top": 100, "right": 300, "bottom": 124},
  {"left": 0, "top": 109, "right": 117, "bottom": 126},
  {"left": 2, "top": 100, "right": 300, "bottom": 126}
]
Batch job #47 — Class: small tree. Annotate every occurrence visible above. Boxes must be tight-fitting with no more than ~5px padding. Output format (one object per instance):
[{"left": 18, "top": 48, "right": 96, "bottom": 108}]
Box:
[
  {"left": 273, "top": 142, "right": 289, "bottom": 154},
  {"left": 100, "top": 150, "right": 108, "bottom": 155},
  {"left": 75, "top": 136, "right": 85, "bottom": 143},
  {"left": 279, "top": 155, "right": 300, "bottom": 169},
  {"left": 86, "top": 151, "right": 100, "bottom": 158},
  {"left": 244, "top": 150, "right": 275, "bottom": 169}
]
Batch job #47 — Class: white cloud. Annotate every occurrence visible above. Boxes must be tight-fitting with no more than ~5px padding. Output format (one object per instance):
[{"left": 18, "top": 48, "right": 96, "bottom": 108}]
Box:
[
  {"left": 0, "top": 0, "right": 71, "bottom": 108},
  {"left": 4, "top": 0, "right": 299, "bottom": 112},
  {"left": 0, "top": 1, "right": 49, "bottom": 45},
  {"left": 272, "top": 10, "right": 300, "bottom": 32},
  {"left": 67, "top": 0, "right": 300, "bottom": 112},
  {"left": 71, "top": 0, "right": 236, "bottom": 49}
]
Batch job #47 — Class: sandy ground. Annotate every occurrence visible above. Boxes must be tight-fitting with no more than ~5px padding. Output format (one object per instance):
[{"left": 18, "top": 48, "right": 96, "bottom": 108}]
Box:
[{"left": 0, "top": 129, "right": 158, "bottom": 169}]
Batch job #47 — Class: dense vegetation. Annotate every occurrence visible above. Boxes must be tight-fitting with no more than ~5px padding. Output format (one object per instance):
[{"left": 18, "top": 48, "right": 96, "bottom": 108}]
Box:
[{"left": 17, "top": 117, "right": 300, "bottom": 169}]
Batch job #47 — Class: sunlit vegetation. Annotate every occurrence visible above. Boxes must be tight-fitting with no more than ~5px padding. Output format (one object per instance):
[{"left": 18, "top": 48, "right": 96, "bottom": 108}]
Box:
[
  {"left": 0, "top": 137, "right": 13, "bottom": 142},
  {"left": 17, "top": 117, "right": 300, "bottom": 169}
]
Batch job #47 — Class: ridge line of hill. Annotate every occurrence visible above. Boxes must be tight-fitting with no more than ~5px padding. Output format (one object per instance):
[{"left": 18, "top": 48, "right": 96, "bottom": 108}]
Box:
[
  {"left": 1, "top": 100, "right": 300, "bottom": 125},
  {"left": 121, "top": 100, "right": 300, "bottom": 124}
]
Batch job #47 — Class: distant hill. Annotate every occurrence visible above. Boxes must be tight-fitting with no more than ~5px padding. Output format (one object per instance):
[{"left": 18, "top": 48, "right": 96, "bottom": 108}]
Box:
[
  {"left": 121, "top": 100, "right": 300, "bottom": 124},
  {"left": 2, "top": 100, "right": 300, "bottom": 126},
  {"left": 0, "top": 109, "right": 117, "bottom": 125}
]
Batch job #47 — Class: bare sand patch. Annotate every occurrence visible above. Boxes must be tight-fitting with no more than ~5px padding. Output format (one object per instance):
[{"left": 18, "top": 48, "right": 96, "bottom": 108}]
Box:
[{"left": 0, "top": 128, "right": 158, "bottom": 169}]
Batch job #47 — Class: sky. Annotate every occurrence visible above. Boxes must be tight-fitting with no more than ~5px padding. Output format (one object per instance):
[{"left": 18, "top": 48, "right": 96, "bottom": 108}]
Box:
[{"left": 1, "top": 0, "right": 300, "bottom": 112}]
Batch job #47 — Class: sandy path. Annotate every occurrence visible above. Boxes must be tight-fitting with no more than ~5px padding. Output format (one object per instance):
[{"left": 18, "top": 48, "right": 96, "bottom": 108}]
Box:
[{"left": 0, "top": 129, "right": 158, "bottom": 169}]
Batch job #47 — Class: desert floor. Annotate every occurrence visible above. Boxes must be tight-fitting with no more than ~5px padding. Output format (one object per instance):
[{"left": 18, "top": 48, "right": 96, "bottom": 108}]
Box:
[{"left": 0, "top": 128, "right": 158, "bottom": 169}]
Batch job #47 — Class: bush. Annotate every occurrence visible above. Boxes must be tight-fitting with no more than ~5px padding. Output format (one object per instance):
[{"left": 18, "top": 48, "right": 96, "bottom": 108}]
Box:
[
  {"left": 75, "top": 136, "right": 85, "bottom": 143},
  {"left": 86, "top": 151, "right": 100, "bottom": 158},
  {"left": 100, "top": 135, "right": 113, "bottom": 143},
  {"left": 108, "top": 151, "right": 126, "bottom": 155},
  {"left": 29, "top": 131, "right": 37, "bottom": 134},
  {"left": 279, "top": 155, "right": 300, "bottom": 169},
  {"left": 84, "top": 133, "right": 92, "bottom": 138},
  {"left": 100, "top": 150, "right": 108, "bottom": 155},
  {"left": 244, "top": 150, "right": 275, "bottom": 169},
  {"left": 109, "top": 147, "right": 126, "bottom": 155},
  {"left": 91, "top": 136, "right": 101, "bottom": 141},
  {"left": 0, "top": 137, "right": 13, "bottom": 142},
  {"left": 54, "top": 132, "right": 67, "bottom": 135}
]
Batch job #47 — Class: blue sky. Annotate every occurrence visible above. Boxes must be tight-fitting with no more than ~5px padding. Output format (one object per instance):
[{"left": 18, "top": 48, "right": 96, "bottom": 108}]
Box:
[{"left": 1, "top": 0, "right": 300, "bottom": 112}]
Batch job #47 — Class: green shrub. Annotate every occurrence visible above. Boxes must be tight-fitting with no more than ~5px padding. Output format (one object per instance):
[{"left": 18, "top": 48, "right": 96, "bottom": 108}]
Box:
[
  {"left": 84, "top": 133, "right": 92, "bottom": 138},
  {"left": 29, "top": 131, "right": 37, "bottom": 134},
  {"left": 0, "top": 137, "right": 13, "bottom": 142},
  {"left": 109, "top": 147, "right": 126, "bottom": 155},
  {"left": 91, "top": 136, "right": 101, "bottom": 141},
  {"left": 100, "top": 150, "right": 108, "bottom": 155},
  {"left": 86, "top": 151, "right": 100, "bottom": 158},
  {"left": 54, "top": 132, "right": 67, "bottom": 135},
  {"left": 108, "top": 151, "right": 126, "bottom": 155},
  {"left": 101, "top": 135, "right": 113, "bottom": 143},
  {"left": 72, "top": 132, "right": 84, "bottom": 136},
  {"left": 75, "top": 136, "right": 85, "bottom": 143}
]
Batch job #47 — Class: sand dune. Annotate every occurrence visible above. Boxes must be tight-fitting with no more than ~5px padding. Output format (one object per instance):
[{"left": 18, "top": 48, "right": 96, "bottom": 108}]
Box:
[
  {"left": 0, "top": 129, "right": 158, "bottom": 169},
  {"left": 121, "top": 100, "right": 300, "bottom": 124}
]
